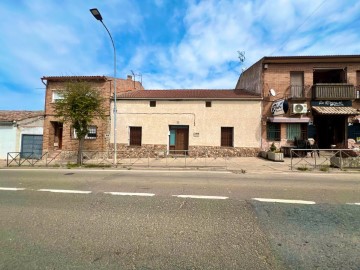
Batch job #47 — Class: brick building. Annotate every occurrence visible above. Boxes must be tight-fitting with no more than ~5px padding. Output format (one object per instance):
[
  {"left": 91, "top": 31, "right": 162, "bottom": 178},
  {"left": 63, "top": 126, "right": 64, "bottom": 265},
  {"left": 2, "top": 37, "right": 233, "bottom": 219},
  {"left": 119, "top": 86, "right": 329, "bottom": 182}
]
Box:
[
  {"left": 41, "top": 75, "right": 143, "bottom": 155},
  {"left": 236, "top": 55, "right": 360, "bottom": 151}
]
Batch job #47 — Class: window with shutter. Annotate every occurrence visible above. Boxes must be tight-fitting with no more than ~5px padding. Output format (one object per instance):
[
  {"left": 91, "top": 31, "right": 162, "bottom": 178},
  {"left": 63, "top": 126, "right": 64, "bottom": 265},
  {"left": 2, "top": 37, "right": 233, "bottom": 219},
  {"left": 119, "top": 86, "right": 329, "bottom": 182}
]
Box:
[
  {"left": 221, "top": 127, "right": 233, "bottom": 147},
  {"left": 130, "top": 127, "right": 142, "bottom": 146}
]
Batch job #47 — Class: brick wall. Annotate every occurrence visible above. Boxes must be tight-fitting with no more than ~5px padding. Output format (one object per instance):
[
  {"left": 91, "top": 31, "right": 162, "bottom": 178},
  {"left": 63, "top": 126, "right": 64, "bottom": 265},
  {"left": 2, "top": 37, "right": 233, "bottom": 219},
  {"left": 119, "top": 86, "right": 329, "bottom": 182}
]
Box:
[{"left": 42, "top": 76, "right": 143, "bottom": 154}]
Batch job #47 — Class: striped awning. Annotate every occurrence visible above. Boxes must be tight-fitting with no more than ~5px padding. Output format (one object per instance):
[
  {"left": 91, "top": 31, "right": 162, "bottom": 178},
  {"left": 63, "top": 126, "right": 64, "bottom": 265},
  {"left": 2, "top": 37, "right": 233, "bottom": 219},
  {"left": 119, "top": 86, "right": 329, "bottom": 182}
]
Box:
[{"left": 312, "top": 106, "right": 359, "bottom": 115}]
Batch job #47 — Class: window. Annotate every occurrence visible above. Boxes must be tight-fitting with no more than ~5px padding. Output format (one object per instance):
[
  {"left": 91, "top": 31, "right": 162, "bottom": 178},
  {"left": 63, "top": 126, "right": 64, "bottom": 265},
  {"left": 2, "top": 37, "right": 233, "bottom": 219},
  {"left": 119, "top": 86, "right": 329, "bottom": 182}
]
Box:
[
  {"left": 150, "top": 101, "right": 156, "bottom": 107},
  {"left": 130, "top": 126, "right": 142, "bottom": 146},
  {"left": 206, "top": 101, "right": 212, "bottom": 107},
  {"left": 290, "top": 72, "right": 304, "bottom": 98},
  {"left": 221, "top": 127, "right": 233, "bottom": 147},
  {"left": 348, "top": 123, "right": 360, "bottom": 142},
  {"left": 267, "top": 123, "right": 281, "bottom": 141},
  {"left": 52, "top": 90, "right": 64, "bottom": 102},
  {"left": 287, "top": 123, "right": 307, "bottom": 140},
  {"left": 72, "top": 126, "right": 97, "bottom": 140}
]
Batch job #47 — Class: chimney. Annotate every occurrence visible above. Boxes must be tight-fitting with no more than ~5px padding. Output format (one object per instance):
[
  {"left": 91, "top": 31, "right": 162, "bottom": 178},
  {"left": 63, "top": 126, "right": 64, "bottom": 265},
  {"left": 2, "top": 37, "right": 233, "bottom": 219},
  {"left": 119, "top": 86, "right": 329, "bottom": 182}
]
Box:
[{"left": 127, "top": 75, "right": 133, "bottom": 80}]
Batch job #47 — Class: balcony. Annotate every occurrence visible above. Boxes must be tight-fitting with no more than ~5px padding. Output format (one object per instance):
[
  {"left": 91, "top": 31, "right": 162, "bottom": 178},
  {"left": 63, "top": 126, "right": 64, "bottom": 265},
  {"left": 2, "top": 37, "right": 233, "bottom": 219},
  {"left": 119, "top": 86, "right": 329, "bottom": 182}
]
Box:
[
  {"left": 289, "top": 85, "right": 305, "bottom": 99},
  {"left": 312, "top": 83, "right": 356, "bottom": 100}
]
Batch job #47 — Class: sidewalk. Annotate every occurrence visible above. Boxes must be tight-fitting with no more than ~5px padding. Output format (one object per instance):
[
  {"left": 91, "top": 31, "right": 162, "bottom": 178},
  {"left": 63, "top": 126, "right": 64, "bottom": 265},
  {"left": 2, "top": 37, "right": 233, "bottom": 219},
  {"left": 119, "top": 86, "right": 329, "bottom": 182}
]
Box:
[{"left": 2, "top": 156, "right": 353, "bottom": 174}]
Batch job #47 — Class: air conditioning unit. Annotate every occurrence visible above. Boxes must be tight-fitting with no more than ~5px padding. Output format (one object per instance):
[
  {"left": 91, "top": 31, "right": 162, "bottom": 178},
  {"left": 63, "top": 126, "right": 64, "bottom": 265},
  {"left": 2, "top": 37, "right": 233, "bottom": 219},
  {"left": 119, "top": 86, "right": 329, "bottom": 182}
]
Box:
[{"left": 292, "top": 103, "right": 307, "bottom": 114}]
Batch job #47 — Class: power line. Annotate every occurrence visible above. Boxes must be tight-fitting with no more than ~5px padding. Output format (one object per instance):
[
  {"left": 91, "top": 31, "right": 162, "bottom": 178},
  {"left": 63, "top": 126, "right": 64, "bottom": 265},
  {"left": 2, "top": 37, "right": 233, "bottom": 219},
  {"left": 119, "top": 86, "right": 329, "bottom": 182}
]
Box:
[{"left": 270, "top": 0, "right": 327, "bottom": 56}]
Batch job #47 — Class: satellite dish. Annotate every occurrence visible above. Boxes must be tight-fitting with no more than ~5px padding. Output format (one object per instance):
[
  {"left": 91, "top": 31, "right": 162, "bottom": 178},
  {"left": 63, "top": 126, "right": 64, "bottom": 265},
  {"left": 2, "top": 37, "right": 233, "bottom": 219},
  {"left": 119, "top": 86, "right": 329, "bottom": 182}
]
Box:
[{"left": 269, "top": 89, "right": 276, "bottom": 96}]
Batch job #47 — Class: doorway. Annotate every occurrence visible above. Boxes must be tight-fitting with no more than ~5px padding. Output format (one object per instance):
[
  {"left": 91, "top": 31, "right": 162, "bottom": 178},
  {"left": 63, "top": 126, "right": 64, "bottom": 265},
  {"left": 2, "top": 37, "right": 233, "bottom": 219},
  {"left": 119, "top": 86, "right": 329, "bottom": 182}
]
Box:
[
  {"left": 52, "top": 122, "right": 63, "bottom": 150},
  {"left": 313, "top": 115, "right": 346, "bottom": 148},
  {"left": 169, "top": 125, "right": 189, "bottom": 155}
]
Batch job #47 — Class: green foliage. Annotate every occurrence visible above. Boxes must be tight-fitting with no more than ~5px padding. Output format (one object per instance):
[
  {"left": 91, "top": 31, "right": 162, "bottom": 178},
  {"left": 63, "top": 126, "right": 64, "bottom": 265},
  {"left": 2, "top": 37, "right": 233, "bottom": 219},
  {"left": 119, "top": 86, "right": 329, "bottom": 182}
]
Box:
[
  {"left": 54, "top": 81, "right": 106, "bottom": 165},
  {"left": 269, "top": 142, "right": 277, "bottom": 152},
  {"left": 54, "top": 81, "right": 105, "bottom": 139}
]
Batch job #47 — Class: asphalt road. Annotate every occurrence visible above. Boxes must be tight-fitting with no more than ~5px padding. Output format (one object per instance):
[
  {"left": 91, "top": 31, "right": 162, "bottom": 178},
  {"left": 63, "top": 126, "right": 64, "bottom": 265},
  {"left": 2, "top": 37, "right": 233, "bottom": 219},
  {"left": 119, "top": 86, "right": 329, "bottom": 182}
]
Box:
[{"left": 0, "top": 169, "right": 359, "bottom": 269}]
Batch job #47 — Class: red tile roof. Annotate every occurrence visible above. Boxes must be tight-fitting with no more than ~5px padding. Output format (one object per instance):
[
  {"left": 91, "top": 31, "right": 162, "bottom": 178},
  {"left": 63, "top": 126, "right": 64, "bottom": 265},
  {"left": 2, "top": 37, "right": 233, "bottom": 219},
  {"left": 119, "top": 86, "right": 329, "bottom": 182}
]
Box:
[
  {"left": 0, "top": 110, "right": 44, "bottom": 122},
  {"left": 41, "top": 76, "right": 107, "bottom": 81},
  {"left": 117, "top": 89, "right": 261, "bottom": 100}
]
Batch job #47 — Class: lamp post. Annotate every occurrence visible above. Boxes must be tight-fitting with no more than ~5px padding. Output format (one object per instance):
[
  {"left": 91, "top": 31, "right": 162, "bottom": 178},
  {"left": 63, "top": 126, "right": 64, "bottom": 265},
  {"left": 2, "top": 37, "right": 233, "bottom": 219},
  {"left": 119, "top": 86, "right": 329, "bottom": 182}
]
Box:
[{"left": 90, "top": 8, "right": 117, "bottom": 166}]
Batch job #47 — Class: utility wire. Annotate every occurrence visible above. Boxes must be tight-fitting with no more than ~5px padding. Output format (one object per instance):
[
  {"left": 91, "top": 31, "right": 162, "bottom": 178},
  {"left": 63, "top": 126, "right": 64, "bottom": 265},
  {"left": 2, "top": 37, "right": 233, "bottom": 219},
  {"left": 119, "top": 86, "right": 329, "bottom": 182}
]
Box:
[{"left": 270, "top": 0, "right": 327, "bottom": 56}]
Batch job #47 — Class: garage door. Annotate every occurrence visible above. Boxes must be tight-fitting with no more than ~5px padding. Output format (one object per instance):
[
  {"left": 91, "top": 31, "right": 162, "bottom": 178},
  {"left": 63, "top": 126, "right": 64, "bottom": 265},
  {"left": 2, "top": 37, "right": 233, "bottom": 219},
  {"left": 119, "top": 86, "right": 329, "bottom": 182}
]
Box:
[{"left": 21, "top": 135, "right": 43, "bottom": 159}]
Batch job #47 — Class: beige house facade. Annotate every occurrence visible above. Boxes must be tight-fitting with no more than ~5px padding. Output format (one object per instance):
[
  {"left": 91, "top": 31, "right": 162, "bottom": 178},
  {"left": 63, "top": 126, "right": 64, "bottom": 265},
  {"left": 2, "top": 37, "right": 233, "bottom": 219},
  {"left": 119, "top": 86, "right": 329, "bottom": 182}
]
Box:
[
  {"left": 114, "top": 89, "right": 262, "bottom": 157},
  {"left": 236, "top": 55, "right": 360, "bottom": 151}
]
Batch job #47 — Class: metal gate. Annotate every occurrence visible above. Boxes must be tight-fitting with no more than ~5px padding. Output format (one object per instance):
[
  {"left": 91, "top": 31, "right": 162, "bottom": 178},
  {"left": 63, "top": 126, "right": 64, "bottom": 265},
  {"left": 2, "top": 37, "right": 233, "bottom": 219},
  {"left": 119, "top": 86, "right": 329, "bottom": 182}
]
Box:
[{"left": 21, "top": 134, "right": 43, "bottom": 159}]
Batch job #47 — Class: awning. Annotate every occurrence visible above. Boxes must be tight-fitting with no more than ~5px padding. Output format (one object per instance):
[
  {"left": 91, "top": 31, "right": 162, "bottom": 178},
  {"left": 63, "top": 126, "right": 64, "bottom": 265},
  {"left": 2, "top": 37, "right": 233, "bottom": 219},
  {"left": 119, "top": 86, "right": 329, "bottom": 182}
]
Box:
[
  {"left": 312, "top": 106, "right": 359, "bottom": 115},
  {"left": 267, "top": 117, "right": 311, "bottom": 123}
]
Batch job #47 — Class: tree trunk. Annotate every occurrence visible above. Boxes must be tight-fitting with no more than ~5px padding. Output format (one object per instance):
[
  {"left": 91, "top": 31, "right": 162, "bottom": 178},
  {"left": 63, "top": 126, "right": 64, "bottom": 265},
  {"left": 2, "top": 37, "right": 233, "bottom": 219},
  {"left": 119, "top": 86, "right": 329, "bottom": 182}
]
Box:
[{"left": 77, "top": 137, "right": 85, "bottom": 165}]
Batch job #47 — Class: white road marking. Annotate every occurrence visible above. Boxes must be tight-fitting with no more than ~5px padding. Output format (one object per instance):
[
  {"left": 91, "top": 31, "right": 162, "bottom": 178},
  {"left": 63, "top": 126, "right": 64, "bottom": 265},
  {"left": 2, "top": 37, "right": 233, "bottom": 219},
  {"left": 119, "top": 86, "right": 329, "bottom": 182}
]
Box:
[
  {"left": 38, "top": 189, "right": 92, "bottom": 194},
  {"left": 0, "top": 187, "right": 26, "bottom": 191},
  {"left": 173, "top": 195, "right": 228, "bottom": 200},
  {"left": 253, "top": 198, "right": 316, "bottom": 205},
  {"left": 347, "top": 203, "right": 360, "bottom": 206},
  {"left": 104, "top": 192, "right": 155, "bottom": 196}
]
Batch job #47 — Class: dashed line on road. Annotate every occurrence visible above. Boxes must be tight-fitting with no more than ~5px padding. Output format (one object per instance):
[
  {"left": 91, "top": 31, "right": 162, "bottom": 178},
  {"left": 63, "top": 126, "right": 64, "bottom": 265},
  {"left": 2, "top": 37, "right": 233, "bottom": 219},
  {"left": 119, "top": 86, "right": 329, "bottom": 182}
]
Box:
[
  {"left": 104, "top": 192, "right": 155, "bottom": 197},
  {"left": 38, "top": 189, "right": 92, "bottom": 194},
  {"left": 346, "top": 203, "right": 360, "bottom": 206},
  {"left": 0, "top": 187, "right": 26, "bottom": 191},
  {"left": 252, "top": 198, "right": 316, "bottom": 205},
  {"left": 173, "top": 195, "right": 228, "bottom": 200}
]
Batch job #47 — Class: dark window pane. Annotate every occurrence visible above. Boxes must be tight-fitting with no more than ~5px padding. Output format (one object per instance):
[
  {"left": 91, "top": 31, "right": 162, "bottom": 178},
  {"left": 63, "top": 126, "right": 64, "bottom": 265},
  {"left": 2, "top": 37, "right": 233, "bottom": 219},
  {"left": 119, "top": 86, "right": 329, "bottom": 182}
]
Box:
[
  {"left": 130, "top": 127, "right": 142, "bottom": 146},
  {"left": 221, "top": 127, "right": 233, "bottom": 147},
  {"left": 267, "top": 123, "right": 281, "bottom": 141},
  {"left": 150, "top": 101, "right": 156, "bottom": 107}
]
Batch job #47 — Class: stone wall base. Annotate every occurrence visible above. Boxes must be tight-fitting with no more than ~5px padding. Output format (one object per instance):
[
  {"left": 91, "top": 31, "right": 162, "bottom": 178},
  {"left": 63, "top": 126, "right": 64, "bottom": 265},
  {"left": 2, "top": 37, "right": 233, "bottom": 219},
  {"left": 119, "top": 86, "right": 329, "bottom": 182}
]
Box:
[{"left": 110, "top": 144, "right": 260, "bottom": 158}]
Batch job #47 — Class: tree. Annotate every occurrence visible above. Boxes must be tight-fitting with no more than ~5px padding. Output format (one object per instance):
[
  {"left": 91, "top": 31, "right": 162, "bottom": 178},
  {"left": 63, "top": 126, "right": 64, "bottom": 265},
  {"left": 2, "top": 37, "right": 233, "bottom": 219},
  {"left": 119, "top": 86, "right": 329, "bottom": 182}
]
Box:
[{"left": 54, "top": 81, "right": 106, "bottom": 165}]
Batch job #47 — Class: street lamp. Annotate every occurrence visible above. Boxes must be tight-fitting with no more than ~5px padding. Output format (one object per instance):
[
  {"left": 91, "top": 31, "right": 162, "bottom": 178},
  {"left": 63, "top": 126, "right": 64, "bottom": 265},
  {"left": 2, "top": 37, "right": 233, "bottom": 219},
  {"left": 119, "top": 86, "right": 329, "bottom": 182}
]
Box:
[{"left": 90, "top": 8, "right": 117, "bottom": 166}]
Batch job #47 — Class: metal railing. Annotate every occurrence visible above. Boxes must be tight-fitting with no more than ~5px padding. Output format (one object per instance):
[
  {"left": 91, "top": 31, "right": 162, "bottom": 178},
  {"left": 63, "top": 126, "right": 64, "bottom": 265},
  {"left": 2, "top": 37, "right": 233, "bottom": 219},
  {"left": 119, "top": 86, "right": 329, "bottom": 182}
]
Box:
[
  {"left": 290, "top": 85, "right": 305, "bottom": 98},
  {"left": 290, "top": 149, "right": 360, "bottom": 170},
  {"left": 6, "top": 149, "right": 244, "bottom": 169},
  {"left": 7, "top": 152, "right": 47, "bottom": 167}
]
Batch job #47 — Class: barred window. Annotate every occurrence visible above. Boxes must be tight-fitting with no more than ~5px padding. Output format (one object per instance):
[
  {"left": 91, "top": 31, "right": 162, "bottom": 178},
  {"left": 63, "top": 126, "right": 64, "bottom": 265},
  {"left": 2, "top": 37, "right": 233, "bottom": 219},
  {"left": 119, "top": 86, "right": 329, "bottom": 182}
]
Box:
[
  {"left": 130, "top": 126, "right": 142, "bottom": 146},
  {"left": 221, "top": 127, "right": 233, "bottom": 147},
  {"left": 267, "top": 123, "right": 281, "bottom": 141},
  {"left": 72, "top": 126, "right": 97, "bottom": 140}
]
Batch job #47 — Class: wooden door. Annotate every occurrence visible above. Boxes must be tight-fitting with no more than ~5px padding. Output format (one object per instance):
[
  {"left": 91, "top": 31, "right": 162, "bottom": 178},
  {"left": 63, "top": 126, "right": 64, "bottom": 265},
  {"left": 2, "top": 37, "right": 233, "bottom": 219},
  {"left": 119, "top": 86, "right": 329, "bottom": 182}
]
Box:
[{"left": 175, "top": 128, "right": 188, "bottom": 154}]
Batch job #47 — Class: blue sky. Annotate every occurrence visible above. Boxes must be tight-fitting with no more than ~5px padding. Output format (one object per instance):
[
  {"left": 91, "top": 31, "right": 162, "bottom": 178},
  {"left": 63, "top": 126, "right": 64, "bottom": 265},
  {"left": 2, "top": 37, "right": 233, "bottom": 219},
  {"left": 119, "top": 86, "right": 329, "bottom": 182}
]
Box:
[{"left": 1, "top": 0, "right": 360, "bottom": 110}]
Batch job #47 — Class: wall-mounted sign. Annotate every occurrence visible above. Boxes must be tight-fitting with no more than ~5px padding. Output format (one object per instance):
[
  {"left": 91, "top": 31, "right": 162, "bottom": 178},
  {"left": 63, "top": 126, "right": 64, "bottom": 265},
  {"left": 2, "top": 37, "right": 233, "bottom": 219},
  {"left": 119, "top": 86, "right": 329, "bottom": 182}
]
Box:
[
  {"left": 271, "top": 99, "right": 288, "bottom": 116},
  {"left": 311, "top": 100, "right": 352, "bottom": 107}
]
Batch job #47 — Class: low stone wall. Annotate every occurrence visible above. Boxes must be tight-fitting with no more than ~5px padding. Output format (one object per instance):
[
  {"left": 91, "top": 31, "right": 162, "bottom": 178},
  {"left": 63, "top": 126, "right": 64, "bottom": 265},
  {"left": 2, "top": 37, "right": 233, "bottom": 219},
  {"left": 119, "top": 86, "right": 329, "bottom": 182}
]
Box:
[
  {"left": 113, "top": 144, "right": 259, "bottom": 158},
  {"left": 188, "top": 146, "right": 260, "bottom": 157}
]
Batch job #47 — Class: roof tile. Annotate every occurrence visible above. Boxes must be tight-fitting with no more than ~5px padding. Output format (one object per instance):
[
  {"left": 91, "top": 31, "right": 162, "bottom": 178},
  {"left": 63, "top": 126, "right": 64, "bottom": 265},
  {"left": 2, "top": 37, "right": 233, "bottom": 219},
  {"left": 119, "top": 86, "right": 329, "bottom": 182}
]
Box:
[
  {"left": 117, "top": 89, "right": 261, "bottom": 99},
  {"left": 0, "top": 110, "right": 44, "bottom": 122}
]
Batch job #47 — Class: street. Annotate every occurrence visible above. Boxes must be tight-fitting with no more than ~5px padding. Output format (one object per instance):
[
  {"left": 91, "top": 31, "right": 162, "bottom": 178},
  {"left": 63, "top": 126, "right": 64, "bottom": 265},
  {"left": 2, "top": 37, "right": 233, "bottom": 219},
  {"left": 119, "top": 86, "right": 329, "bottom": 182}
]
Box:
[{"left": 0, "top": 169, "right": 359, "bottom": 269}]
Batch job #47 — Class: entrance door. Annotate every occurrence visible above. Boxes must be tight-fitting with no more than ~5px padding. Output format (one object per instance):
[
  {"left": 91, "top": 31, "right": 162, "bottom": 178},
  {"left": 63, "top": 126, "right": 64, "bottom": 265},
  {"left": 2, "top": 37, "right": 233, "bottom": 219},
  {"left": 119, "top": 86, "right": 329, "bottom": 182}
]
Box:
[
  {"left": 314, "top": 115, "right": 346, "bottom": 148},
  {"left": 52, "top": 122, "right": 63, "bottom": 150},
  {"left": 21, "top": 134, "right": 43, "bottom": 159},
  {"left": 169, "top": 126, "right": 189, "bottom": 155}
]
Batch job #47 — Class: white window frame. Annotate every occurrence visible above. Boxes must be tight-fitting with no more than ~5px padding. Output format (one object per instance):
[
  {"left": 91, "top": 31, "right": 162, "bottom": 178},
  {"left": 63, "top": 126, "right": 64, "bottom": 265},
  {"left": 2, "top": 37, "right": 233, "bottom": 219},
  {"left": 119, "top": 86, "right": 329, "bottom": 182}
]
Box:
[
  {"left": 52, "top": 90, "right": 64, "bottom": 102},
  {"left": 72, "top": 125, "right": 97, "bottom": 140}
]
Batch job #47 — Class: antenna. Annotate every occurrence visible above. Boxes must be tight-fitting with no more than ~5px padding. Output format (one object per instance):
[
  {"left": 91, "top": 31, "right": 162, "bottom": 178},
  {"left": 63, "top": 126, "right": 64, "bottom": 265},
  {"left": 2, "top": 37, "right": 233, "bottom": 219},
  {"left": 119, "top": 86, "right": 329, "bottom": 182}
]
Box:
[{"left": 237, "top": 51, "right": 245, "bottom": 63}]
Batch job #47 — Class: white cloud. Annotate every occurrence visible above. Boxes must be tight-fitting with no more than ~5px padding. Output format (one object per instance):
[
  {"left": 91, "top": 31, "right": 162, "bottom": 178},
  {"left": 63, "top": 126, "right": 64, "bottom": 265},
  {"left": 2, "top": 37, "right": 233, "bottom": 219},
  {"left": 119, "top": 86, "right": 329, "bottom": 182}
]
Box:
[{"left": 1, "top": 0, "right": 360, "bottom": 109}]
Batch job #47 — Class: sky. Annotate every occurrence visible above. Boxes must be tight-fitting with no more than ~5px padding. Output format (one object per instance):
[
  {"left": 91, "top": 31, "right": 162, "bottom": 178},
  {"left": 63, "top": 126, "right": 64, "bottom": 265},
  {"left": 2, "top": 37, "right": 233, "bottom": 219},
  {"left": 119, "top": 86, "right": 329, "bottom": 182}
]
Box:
[{"left": 1, "top": 0, "right": 360, "bottom": 110}]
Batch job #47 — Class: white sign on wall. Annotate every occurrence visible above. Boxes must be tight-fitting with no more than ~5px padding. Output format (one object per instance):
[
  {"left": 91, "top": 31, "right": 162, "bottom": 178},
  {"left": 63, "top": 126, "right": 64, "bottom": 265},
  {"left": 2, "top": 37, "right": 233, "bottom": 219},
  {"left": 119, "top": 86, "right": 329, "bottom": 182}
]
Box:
[{"left": 271, "top": 99, "right": 288, "bottom": 116}]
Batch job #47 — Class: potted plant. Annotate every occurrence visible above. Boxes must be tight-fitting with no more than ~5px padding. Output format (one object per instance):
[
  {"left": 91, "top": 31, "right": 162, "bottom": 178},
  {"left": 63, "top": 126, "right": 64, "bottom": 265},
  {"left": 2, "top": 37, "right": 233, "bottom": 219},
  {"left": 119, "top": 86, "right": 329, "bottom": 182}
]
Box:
[{"left": 267, "top": 143, "right": 284, "bottom": 162}]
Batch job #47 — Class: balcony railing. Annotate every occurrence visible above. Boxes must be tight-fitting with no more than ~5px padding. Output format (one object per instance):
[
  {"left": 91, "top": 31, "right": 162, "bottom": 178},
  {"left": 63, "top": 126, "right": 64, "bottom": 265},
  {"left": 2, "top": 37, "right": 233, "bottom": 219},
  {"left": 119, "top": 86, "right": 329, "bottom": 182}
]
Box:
[
  {"left": 290, "top": 85, "right": 305, "bottom": 98},
  {"left": 313, "top": 83, "right": 356, "bottom": 100}
]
